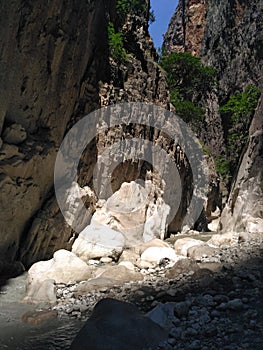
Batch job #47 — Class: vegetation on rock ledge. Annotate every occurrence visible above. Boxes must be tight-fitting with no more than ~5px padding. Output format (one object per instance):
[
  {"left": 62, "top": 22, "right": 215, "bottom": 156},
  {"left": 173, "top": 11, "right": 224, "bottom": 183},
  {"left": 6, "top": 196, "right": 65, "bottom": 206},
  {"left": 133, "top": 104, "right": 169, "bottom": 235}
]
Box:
[
  {"left": 217, "top": 85, "right": 261, "bottom": 182},
  {"left": 160, "top": 52, "right": 216, "bottom": 130},
  {"left": 108, "top": 22, "right": 127, "bottom": 62}
]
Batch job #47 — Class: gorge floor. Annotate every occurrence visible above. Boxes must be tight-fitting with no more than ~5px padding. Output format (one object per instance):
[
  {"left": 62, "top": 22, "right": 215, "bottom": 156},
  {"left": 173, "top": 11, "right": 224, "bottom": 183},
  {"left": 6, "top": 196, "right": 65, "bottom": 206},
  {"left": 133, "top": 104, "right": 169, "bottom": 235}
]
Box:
[{"left": 0, "top": 233, "right": 262, "bottom": 350}]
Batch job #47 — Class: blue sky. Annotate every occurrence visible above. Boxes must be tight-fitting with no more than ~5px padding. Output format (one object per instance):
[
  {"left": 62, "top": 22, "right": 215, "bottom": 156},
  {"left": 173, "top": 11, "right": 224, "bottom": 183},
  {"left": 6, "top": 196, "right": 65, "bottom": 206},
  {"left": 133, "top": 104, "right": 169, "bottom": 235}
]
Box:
[{"left": 149, "top": 0, "right": 178, "bottom": 49}]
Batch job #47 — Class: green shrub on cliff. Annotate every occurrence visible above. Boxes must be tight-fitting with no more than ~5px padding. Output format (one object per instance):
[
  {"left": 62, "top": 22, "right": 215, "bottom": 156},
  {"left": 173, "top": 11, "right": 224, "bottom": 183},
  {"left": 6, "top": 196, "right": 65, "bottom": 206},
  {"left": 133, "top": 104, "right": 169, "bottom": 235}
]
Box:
[
  {"left": 219, "top": 85, "right": 260, "bottom": 124},
  {"left": 108, "top": 22, "right": 126, "bottom": 62},
  {"left": 218, "top": 85, "right": 260, "bottom": 181},
  {"left": 116, "top": 0, "right": 147, "bottom": 16},
  {"left": 160, "top": 52, "right": 216, "bottom": 125}
]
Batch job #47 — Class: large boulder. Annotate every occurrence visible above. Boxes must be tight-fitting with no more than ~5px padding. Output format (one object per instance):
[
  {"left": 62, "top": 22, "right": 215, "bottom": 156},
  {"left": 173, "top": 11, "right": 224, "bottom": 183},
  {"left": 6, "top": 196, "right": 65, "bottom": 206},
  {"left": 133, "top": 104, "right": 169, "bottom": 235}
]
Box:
[
  {"left": 75, "top": 265, "right": 143, "bottom": 294},
  {"left": 23, "top": 279, "right": 57, "bottom": 306},
  {"left": 207, "top": 232, "right": 239, "bottom": 247},
  {"left": 134, "top": 238, "right": 170, "bottom": 255},
  {"left": 72, "top": 223, "right": 125, "bottom": 262},
  {"left": 187, "top": 244, "right": 219, "bottom": 261},
  {"left": 165, "top": 258, "right": 200, "bottom": 279},
  {"left": 27, "top": 249, "right": 92, "bottom": 285},
  {"left": 97, "top": 265, "right": 143, "bottom": 282},
  {"left": 140, "top": 247, "right": 184, "bottom": 265},
  {"left": 91, "top": 181, "right": 170, "bottom": 246},
  {"left": 173, "top": 237, "right": 204, "bottom": 256},
  {"left": 70, "top": 298, "right": 168, "bottom": 350}
]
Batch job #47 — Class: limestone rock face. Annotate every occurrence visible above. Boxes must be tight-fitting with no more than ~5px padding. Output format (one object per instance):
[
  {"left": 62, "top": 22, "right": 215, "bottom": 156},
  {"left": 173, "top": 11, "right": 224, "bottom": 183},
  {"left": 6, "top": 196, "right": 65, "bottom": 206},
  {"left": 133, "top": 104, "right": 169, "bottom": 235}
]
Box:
[
  {"left": 70, "top": 298, "right": 168, "bottom": 350},
  {"left": 0, "top": 0, "right": 107, "bottom": 264},
  {"left": 220, "top": 97, "right": 263, "bottom": 233},
  {"left": 2, "top": 123, "right": 27, "bottom": 144},
  {"left": 0, "top": 0, "right": 171, "bottom": 267},
  {"left": 163, "top": 0, "right": 208, "bottom": 56},
  {"left": 163, "top": 0, "right": 263, "bottom": 233}
]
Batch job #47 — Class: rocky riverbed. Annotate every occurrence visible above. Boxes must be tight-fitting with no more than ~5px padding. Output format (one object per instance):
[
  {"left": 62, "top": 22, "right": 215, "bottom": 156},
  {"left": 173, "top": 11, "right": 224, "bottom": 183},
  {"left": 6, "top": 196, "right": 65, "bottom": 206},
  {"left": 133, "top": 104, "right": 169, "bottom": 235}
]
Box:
[{"left": 0, "top": 231, "right": 262, "bottom": 349}]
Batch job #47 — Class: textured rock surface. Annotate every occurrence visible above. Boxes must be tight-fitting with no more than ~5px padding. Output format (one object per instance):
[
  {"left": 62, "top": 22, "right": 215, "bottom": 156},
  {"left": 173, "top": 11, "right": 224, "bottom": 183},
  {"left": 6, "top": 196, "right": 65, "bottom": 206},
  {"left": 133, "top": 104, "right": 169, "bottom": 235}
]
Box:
[
  {"left": 70, "top": 298, "right": 168, "bottom": 350},
  {"left": 140, "top": 246, "right": 183, "bottom": 265},
  {"left": 0, "top": 0, "right": 107, "bottom": 264},
  {"left": 163, "top": 0, "right": 208, "bottom": 56},
  {"left": 173, "top": 237, "right": 204, "bottom": 256},
  {"left": 92, "top": 181, "right": 171, "bottom": 245},
  {"left": 23, "top": 278, "right": 57, "bottom": 306},
  {"left": 202, "top": 0, "right": 263, "bottom": 233},
  {"left": 163, "top": 0, "right": 263, "bottom": 233},
  {"left": 0, "top": 0, "right": 170, "bottom": 267},
  {"left": 72, "top": 224, "right": 125, "bottom": 262},
  {"left": 26, "top": 249, "right": 92, "bottom": 285}
]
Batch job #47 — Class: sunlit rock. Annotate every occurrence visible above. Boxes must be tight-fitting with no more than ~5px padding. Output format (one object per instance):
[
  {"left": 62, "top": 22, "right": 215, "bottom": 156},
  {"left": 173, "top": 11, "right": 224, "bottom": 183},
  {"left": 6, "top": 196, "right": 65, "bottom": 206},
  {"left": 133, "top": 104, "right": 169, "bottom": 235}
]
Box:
[
  {"left": 91, "top": 181, "right": 170, "bottom": 246},
  {"left": 207, "top": 232, "right": 239, "bottom": 248},
  {"left": 72, "top": 223, "right": 125, "bottom": 262},
  {"left": 27, "top": 249, "right": 92, "bottom": 285},
  {"left": 173, "top": 237, "right": 204, "bottom": 256},
  {"left": 140, "top": 247, "right": 184, "bottom": 265}
]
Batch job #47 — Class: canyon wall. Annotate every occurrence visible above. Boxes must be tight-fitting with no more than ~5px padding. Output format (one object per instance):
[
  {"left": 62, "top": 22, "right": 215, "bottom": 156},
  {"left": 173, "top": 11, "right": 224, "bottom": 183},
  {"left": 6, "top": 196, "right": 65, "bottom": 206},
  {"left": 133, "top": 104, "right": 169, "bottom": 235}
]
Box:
[
  {"left": 163, "top": 0, "right": 263, "bottom": 233},
  {"left": 0, "top": 0, "right": 170, "bottom": 268}
]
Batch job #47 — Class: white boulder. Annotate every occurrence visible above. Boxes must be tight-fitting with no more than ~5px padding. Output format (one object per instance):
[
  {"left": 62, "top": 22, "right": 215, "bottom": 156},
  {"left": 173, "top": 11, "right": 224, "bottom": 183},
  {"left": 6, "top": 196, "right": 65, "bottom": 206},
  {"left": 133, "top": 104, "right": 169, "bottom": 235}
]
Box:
[
  {"left": 174, "top": 237, "right": 204, "bottom": 256},
  {"left": 27, "top": 249, "right": 92, "bottom": 285},
  {"left": 72, "top": 223, "right": 125, "bottom": 262},
  {"left": 140, "top": 247, "right": 184, "bottom": 265}
]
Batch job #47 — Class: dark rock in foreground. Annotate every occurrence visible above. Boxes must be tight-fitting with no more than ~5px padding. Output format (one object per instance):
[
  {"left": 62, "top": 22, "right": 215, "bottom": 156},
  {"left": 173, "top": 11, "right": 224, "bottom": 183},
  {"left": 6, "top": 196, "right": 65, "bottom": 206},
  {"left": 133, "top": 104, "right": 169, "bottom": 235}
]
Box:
[{"left": 70, "top": 298, "right": 168, "bottom": 350}]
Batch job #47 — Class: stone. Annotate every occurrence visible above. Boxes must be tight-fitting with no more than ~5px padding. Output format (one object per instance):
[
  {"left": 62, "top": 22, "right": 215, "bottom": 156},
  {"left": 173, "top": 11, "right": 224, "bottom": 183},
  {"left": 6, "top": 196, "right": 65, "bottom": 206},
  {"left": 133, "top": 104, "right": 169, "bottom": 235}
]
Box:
[
  {"left": 118, "top": 249, "right": 140, "bottom": 264},
  {"left": 173, "top": 301, "right": 191, "bottom": 319},
  {"left": 198, "top": 262, "right": 222, "bottom": 272},
  {"left": 187, "top": 245, "right": 219, "bottom": 260},
  {"left": 146, "top": 302, "right": 178, "bottom": 329},
  {"left": 22, "top": 309, "right": 58, "bottom": 325},
  {"left": 207, "top": 232, "right": 239, "bottom": 247},
  {"left": 70, "top": 298, "right": 168, "bottom": 350},
  {"left": 165, "top": 258, "right": 200, "bottom": 279},
  {"left": 174, "top": 237, "right": 204, "bottom": 256},
  {"left": 100, "top": 257, "right": 112, "bottom": 263},
  {"left": 72, "top": 224, "right": 125, "bottom": 262},
  {"left": 27, "top": 249, "right": 92, "bottom": 284},
  {"left": 118, "top": 261, "right": 135, "bottom": 271},
  {"left": 2, "top": 123, "right": 27, "bottom": 144},
  {"left": 226, "top": 299, "right": 244, "bottom": 311},
  {"left": 75, "top": 278, "right": 117, "bottom": 294},
  {"left": 134, "top": 238, "right": 170, "bottom": 255},
  {"left": 140, "top": 247, "right": 184, "bottom": 265},
  {"left": 96, "top": 265, "right": 143, "bottom": 283},
  {"left": 91, "top": 180, "right": 170, "bottom": 246},
  {"left": 23, "top": 279, "right": 57, "bottom": 305},
  {"left": 208, "top": 217, "right": 220, "bottom": 232},
  {"left": 0, "top": 143, "right": 23, "bottom": 160},
  {"left": 191, "top": 268, "right": 214, "bottom": 288}
]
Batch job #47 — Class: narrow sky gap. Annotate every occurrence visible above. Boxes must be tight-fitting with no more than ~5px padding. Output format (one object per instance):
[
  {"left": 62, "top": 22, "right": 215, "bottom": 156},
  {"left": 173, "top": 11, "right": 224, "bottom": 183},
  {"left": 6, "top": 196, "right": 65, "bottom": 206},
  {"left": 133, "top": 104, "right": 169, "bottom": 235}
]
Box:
[{"left": 149, "top": 0, "right": 178, "bottom": 49}]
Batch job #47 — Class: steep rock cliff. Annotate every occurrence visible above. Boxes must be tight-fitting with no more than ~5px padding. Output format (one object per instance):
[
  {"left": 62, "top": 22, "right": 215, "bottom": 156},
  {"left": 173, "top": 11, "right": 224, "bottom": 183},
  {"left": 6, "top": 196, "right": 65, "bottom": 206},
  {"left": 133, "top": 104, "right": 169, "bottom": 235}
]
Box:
[
  {"left": 0, "top": 0, "right": 170, "bottom": 268},
  {"left": 163, "top": 0, "right": 263, "bottom": 233}
]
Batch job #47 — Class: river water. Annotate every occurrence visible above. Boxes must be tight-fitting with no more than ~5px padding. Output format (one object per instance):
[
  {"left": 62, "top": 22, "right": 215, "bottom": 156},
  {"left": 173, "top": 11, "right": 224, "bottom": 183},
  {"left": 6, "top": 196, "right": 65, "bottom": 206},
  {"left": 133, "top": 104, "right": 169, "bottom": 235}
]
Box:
[{"left": 0, "top": 274, "right": 82, "bottom": 350}]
